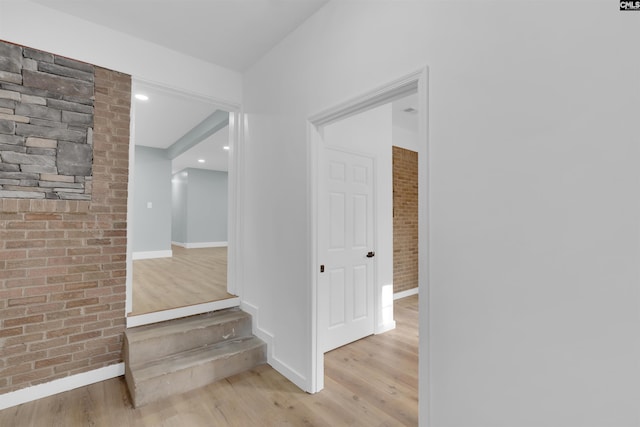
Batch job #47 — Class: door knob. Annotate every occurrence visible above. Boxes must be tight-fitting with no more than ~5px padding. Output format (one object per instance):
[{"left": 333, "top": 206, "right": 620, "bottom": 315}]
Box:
[{"left": 366, "top": 251, "right": 375, "bottom": 258}]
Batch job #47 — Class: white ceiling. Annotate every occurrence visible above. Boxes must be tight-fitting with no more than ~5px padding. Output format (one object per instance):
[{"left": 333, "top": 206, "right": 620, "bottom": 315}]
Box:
[
  {"left": 133, "top": 82, "right": 230, "bottom": 174},
  {"left": 29, "top": 0, "right": 329, "bottom": 175},
  {"left": 392, "top": 93, "right": 419, "bottom": 132},
  {"left": 172, "top": 125, "right": 230, "bottom": 174},
  {"left": 133, "top": 83, "right": 218, "bottom": 150},
  {"left": 29, "top": 0, "right": 415, "bottom": 175},
  {"left": 29, "top": 0, "right": 329, "bottom": 71}
]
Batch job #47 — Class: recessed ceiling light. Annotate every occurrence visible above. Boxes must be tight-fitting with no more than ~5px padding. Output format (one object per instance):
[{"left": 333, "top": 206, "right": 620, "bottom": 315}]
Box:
[
  {"left": 223, "top": 146, "right": 230, "bottom": 150},
  {"left": 198, "top": 159, "right": 205, "bottom": 163},
  {"left": 135, "top": 94, "right": 149, "bottom": 101}
]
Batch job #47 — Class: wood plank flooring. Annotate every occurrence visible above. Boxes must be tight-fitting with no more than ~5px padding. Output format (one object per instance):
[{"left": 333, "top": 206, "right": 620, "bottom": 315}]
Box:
[
  {"left": 0, "top": 295, "right": 419, "bottom": 427},
  {"left": 132, "top": 245, "right": 234, "bottom": 315}
]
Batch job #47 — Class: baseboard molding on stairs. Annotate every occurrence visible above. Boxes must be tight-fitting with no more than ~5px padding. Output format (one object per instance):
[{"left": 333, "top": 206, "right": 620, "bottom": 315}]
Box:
[
  {"left": 127, "top": 297, "right": 240, "bottom": 328},
  {"left": 0, "top": 363, "right": 124, "bottom": 411},
  {"left": 240, "top": 301, "right": 274, "bottom": 342},
  {"left": 241, "top": 301, "right": 308, "bottom": 392},
  {"left": 267, "top": 353, "right": 309, "bottom": 393}
]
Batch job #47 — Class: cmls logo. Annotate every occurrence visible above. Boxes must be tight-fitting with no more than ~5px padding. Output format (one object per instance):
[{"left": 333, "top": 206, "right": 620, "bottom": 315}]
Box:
[{"left": 620, "top": 0, "right": 640, "bottom": 10}]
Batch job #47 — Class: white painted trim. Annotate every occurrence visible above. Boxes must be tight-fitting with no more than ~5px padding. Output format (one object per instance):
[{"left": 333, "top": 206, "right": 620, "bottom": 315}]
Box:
[
  {"left": 125, "top": 82, "right": 138, "bottom": 315},
  {"left": 132, "top": 77, "right": 239, "bottom": 115},
  {"left": 309, "top": 72, "right": 419, "bottom": 128},
  {"left": 241, "top": 301, "right": 274, "bottom": 342},
  {"left": 226, "top": 110, "right": 244, "bottom": 298},
  {"left": 307, "top": 121, "right": 321, "bottom": 393},
  {"left": 125, "top": 78, "right": 243, "bottom": 327},
  {"left": 185, "top": 241, "right": 228, "bottom": 249},
  {"left": 0, "top": 363, "right": 124, "bottom": 411},
  {"left": 241, "top": 301, "right": 308, "bottom": 391},
  {"left": 394, "top": 287, "right": 419, "bottom": 300},
  {"left": 269, "top": 354, "right": 308, "bottom": 392},
  {"left": 127, "top": 298, "right": 240, "bottom": 328},
  {"left": 417, "top": 67, "right": 431, "bottom": 427},
  {"left": 171, "top": 241, "right": 227, "bottom": 249},
  {"left": 307, "top": 68, "right": 429, "bottom": 408},
  {"left": 132, "top": 250, "right": 172, "bottom": 260},
  {"left": 376, "top": 320, "right": 397, "bottom": 335}
]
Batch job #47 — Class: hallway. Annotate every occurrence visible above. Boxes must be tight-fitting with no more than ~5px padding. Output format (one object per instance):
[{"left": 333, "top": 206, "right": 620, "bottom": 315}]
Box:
[{"left": 0, "top": 296, "right": 418, "bottom": 426}]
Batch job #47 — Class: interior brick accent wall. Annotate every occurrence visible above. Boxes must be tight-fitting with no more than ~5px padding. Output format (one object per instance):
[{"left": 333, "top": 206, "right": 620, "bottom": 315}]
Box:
[
  {"left": 393, "top": 146, "right": 418, "bottom": 294},
  {"left": 0, "top": 64, "right": 130, "bottom": 395}
]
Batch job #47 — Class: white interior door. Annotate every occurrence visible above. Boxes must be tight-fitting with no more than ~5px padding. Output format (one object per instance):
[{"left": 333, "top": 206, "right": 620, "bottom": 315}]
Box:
[{"left": 319, "top": 147, "right": 375, "bottom": 352}]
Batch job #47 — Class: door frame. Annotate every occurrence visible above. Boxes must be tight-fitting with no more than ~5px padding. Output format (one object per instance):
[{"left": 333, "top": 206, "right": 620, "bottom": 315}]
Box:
[
  {"left": 307, "top": 67, "right": 429, "bottom": 400},
  {"left": 125, "top": 77, "right": 244, "bottom": 327}
]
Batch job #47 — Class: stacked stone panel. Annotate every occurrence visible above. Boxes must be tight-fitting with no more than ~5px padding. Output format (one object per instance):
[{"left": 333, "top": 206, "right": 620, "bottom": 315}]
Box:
[
  {"left": 0, "top": 41, "right": 94, "bottom": 200},
  {"left": 0, "top": 54, "right": 130, "bottom": 395},
  {"left": 392, "top": 146, "right": 419, "bottom": 294}
]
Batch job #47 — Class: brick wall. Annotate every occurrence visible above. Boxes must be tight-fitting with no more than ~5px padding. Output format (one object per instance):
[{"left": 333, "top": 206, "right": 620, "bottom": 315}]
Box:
[
  {"left": 392, "top": 146, "right": 418, "bottom": 294},
  {"left": 0, "top": 65, "right": 130, "bottom": 394}
]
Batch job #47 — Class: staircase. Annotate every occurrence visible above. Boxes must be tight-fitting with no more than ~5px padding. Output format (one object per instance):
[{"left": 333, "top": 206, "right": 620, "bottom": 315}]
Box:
[{"left": 124, "top": 308, "right": 266, "bottom": 407}]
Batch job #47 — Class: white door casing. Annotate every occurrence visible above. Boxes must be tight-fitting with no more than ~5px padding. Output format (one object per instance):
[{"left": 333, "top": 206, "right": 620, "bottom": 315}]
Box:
[
  {"left": 125, "top": 78, "right": 242, "bottom": 327},
  {"left": 318, "top": 148, "right": 376, "bottom": 352},
  {"left": 309, "top": 68, "right": 427, "bottom": 398}
]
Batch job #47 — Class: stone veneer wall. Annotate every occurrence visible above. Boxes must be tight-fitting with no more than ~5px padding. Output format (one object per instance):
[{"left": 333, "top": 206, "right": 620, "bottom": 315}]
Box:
[
  {"left": 0, "top": 41, "right": 94, "bottom": 200},
  {"left": 392, "top": 146, "right": 418, "bottom": 294},
  {"left": 0, "top": 54, "right": 130, "bottom": 394}
]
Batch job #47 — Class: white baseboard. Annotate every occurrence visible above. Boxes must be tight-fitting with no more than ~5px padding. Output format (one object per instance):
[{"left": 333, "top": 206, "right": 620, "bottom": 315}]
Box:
[
  {"left": 132, "top": 250, "right": 172, "bottom": 260},
  {"left": 172, "top": 241, "right": 227, "bottom": 249},
  {"left": 376, "top": 320, "right": 397, "bottom": 334},
  {"left": 241, "top": 301, "right": 308, "bottom": 392},
  {"left": 394, "top": 287, "right": 419, "bottom": 300},
  {"left": 186, "top": 241, "right": 228, "bottom": 249},
  {"left": 269, "top": 353, "right": 308, "bottom": 392},
  {"left": 241, "top": 301, "right": 274, "bottom": 344},
  {"left": 0, "top": 363, "right": 124, "bottom": 411},
  {"left": 127, "top": 297, "right": 240, "bottom": 328}
]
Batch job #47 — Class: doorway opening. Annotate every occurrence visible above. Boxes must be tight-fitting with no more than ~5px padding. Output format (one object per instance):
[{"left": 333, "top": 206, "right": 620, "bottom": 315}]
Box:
[
  {"left": 308, "top": 68, "right": 428, "bottom": 394},
  {"left": 391, "top": 93, "right": 420, "bottom": 300},
  {"left": 125, "top": 79, "right": 242, "bottom": 327}
]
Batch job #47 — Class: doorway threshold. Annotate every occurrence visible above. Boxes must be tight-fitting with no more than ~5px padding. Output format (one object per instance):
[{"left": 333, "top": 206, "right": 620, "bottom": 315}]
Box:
[{"left": 126, "top": 297, "right": 241, "bottom": 328}]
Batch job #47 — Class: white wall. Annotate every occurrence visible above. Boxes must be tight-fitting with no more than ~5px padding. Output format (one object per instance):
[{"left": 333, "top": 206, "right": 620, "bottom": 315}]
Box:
[
  {"left": 171, "top": 171, "right": 188, "bottom": 244},
  {"left": 242, "top": 1, "right": 640, "bottom": 426},
  {"left": 132, "top": 146, "right": 172, "bottom": 255},
  {"left": 392, "top": 125, "right": 419, "bottom": 152},
  {"left": 0, "top": 0, "right": 242, "bottom": 104},
  {"left": 186, "top": 168, "right": 228, "bottom": 245},
  {"left": 172, "top": 169, "right": 228, "bottom": 246}
]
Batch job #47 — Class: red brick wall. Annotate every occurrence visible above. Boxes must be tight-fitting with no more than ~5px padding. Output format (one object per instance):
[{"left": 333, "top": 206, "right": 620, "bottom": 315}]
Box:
[
  {"left": 0, "top": 67, "right": 130, "bottom": 394},
  {"left": 393, "top": 146, "right": 418, "bottom": 294}
]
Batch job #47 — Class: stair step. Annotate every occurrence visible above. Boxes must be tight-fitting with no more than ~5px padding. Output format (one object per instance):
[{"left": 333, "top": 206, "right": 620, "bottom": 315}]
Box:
[
  {"left": 124, "top": 308, "right": 251, "bottom": 366},
  {"left": 133, "top": 336, "right": 265, "bottom": 381},
  {"left": 126, "top": 335, "right": 266, "bottom": 407},
  {"left": 124, "top": 308, "right": 267, "bottom": 407}
]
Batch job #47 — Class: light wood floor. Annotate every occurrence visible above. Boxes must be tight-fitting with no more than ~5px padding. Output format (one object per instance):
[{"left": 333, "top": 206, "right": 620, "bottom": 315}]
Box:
[
  {"left": 132, "top": 245, "right": 235, "bottom": 315},
  {"left": 0, "top": 295, "right": 419, "bottom": 427}
]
